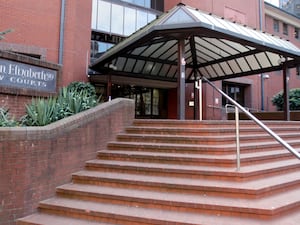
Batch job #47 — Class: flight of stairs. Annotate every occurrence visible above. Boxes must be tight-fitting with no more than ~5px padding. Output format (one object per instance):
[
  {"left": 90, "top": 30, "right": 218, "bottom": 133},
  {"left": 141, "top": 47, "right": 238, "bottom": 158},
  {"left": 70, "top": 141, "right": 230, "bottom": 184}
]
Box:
[{"left": 17, "top": 119, "right": 300, "bottom": 225}]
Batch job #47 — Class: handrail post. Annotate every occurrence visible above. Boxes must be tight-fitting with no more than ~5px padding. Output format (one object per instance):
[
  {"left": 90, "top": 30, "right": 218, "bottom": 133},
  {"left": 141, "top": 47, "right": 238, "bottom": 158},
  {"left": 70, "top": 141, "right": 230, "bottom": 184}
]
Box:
[
  {"left": 235, "top": 106, "right": 240, "bottom": 171},
  {"left": 195, "top": 79, "right": 203, "bottom": 121},
  {"left": 202, "top": 75, "right": 300, "bottom": 160}
]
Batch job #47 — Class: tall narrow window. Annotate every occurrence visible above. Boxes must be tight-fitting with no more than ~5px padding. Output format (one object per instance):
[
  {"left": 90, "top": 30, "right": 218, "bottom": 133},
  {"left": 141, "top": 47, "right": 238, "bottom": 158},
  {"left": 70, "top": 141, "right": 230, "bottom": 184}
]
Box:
[
  {"left": 111, "top": 4, "right": 124, "bottom": 35},
  {"left": 97, "top": 1, "right": 111, "bottom": 32},
  {"left": 295, "top": 27, "right": 299, "bottom": 39},
  {"left": 283, "top": 23, "right": 288, "bottom": 35},
  {"left": 273, "top": 19, "right": 279, "bottom": 33},
  {"left": 124, "top": 7, "right": 136, "bottom": 35}
]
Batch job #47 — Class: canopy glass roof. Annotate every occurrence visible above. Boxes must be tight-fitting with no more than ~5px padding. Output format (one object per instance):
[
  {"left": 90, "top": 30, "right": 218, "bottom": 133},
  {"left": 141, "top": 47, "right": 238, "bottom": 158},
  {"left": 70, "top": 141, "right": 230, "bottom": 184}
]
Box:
[{"left": 90, "top": 4, "right": 300, "bottom": 82}]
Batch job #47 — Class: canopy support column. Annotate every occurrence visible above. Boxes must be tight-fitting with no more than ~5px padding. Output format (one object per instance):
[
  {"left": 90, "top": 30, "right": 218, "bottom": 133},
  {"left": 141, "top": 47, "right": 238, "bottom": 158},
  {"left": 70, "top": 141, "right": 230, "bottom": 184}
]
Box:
[
  {"left": 283, "top": 63, "right": 290, "bottom": 121},
  {"left": 177, "top": 39, "right": 185, "bottom": 120}
]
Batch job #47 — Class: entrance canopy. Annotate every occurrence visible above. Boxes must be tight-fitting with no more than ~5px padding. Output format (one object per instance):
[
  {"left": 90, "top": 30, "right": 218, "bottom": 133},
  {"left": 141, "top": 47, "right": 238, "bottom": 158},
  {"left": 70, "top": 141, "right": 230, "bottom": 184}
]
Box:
[{"left": 90, "top": 3, "right": 300, "bottom": 83}]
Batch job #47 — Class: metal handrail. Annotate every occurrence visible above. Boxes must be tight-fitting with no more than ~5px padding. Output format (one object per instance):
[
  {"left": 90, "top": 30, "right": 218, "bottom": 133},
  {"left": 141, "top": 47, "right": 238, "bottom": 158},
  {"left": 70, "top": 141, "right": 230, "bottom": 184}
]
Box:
[{"left": 202, "top": 76, "right": 300, "bottom": 170}]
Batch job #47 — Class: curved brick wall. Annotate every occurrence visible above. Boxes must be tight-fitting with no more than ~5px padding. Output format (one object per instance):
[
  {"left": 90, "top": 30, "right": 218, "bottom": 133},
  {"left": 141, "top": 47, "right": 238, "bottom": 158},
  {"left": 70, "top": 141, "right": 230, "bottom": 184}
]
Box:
[{"left": 0, "top": 98, "right": 135, "bottom": 225}]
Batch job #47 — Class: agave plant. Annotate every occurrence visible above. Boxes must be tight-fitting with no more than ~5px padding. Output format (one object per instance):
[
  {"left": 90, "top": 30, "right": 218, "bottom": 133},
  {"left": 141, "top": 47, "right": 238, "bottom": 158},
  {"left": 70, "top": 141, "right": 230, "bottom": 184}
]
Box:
[
  {"left": 21, "top": 97, "right": 58, "bottom": 126},
  {"left": 21, "top": 82, "right": 99, "bottom": 126},
  {"left": 0, "top": 107, "right": 18, "bottom": 127}
]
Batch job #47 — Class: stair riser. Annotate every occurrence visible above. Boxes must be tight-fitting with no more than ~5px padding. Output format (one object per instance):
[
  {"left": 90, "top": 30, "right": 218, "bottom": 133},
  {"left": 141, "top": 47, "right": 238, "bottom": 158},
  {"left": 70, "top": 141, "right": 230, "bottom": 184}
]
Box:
[
  {"left": 80, "top": 161, "right": 300, "bottom": 181},
  {"left": 107, "top": 143, "right": 300, "bottom": 155},
  {"left": 118, "top": 134, "right": 300, "bottom": 145},
  {"left": 126, "top": 128, "right": 300, "bottom": 137},
  {"left": 38, "top": 207, "right": 190, "bottom": 225},
  {"left": 97, "top": 153, "right": 295, "bottom": 167},
  {"left": 132, "top": 120, "right": 300, "bottom": 129},
  {"left": 72, "top": 176, "right": 300, "bottom": 197}
]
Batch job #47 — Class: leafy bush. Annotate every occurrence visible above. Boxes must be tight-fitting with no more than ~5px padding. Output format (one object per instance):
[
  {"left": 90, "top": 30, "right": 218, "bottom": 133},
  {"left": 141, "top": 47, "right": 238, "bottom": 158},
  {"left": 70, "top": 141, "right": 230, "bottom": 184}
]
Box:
[
  {"left": 0, "top": 108, "right": 18, "bottom": 127},
  {"left": 21, "top": 82, "right": 99, "bottom": 126},
  {"left": 67, "top": 81, "right": 97, "bottom": 97},
  {"left": 272, "top": 88, "right": 300, "bottom": 111}
]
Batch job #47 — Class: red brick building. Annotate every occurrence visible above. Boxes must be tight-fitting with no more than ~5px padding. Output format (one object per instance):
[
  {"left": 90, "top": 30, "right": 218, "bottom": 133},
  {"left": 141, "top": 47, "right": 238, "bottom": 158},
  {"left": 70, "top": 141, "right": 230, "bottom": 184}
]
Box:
[{"left": 0, "top": 0, "right": 92, "bottom": 117}]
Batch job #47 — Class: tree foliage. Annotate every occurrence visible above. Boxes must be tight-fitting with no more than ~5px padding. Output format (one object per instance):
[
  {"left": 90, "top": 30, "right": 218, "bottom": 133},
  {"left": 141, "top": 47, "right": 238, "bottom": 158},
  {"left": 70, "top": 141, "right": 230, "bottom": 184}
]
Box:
[{"left": 272, "top": 88, "right": 300, "bottom": 111}]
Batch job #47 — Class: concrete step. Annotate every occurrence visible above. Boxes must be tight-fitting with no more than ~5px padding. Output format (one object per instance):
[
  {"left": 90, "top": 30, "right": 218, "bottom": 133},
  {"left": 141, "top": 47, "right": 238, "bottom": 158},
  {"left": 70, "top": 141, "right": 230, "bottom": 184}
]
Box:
[
  {"left": 56, "top": 182, "right": 300, "bottom": 217},
  {"left": 115, "top": 132, "right": 300, "bottom": 145},
  {"left": 98, "top": 149, "right": 298, "bottom": 167},
  {"left": 125, "top": 125, "right": 300, "bottom": 137},
  {"left": 17, "top": 213, "right": 111, "bottom": 225},
  {"left": 132, "top": 119, "right": 300, "bottom": 129},
  {"left": 84, "top": 158, "right": 300, "bottom": 180},
  {"left": 71, "top": 169, "right": 300, "bottom": 197},
  {"left": 36, "top": 196, "right": 300, "bottom": 225},
  {"left": 16, "top": 119, "right": 300, "bottom": 225},
  {"left": 107, "top": 140, "right": 300, "bottom": 155}
]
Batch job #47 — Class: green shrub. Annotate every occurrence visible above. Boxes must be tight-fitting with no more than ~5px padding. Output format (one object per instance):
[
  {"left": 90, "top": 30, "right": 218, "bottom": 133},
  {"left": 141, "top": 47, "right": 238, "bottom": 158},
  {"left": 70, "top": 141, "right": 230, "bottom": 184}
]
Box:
[
  {"left": 67, "top": 81, "right": 97, "bottom": 97},
  {"left": 0, "top": 108, "right": 18, "bottom": 127},
  {"left": 21, "top": 97, "right": 58, "bottom": 126},
  {"left": 272, "top": 88, "right": 300, "bottom": 111},
  {"left": 21, "top": 82, "right": 99, "bottom": 126}
]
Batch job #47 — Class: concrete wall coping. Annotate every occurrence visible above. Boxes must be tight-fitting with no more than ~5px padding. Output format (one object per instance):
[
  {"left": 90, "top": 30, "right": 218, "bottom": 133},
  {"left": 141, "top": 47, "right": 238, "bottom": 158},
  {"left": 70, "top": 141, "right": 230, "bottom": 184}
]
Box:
[{"left": 0, "top": 98, "right": 134, "bottom": 141}]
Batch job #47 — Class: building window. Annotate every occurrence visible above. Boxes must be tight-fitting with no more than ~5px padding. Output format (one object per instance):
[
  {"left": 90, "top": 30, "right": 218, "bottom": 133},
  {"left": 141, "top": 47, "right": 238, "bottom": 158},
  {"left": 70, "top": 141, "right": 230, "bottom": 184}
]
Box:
[
  {"left": 121, "top": 0, "right": 163, "bottom": 11},
  {"left": 90, "top": 40, "right": 114, "bottom": 58},
  {"left": 283, "top": 23, "right": 288, "bottom": 35},
  {"left": 295, "top": 27, "right": 299, "bottom": 39},
  {"left": 273, "top": 19, "right": 280, "bottom": 33},
  {"left": 122, "top": 0, "right": 151, "bottom": 8},
  {"left": 91, "top": 0, "right": 159, "bottom": 36}
]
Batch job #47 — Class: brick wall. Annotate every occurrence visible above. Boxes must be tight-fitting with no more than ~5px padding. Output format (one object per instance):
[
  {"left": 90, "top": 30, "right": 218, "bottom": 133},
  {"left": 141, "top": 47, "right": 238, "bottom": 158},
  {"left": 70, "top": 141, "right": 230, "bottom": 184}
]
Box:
[
  {"left": 0, "top": 0, "right": 92, "bottom": 86},
  {"left": 0, "top": 98, "right": 135, "bottom": 225}
]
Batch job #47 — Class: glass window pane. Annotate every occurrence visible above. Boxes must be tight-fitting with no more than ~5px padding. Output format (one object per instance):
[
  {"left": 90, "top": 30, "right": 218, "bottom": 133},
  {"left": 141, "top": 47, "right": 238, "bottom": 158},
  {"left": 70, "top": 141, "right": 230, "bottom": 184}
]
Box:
[
  {"left": 91, "top": 0, "right": 98, "bottom": 29},
  {"left": 137, "top": 10, "right": 148, "bottom": 29},
  {"left": 145, "top": 0, "right": 151, "bottom": 8},
  {"left": 124, "top": 7, "right": 136, "bottom": 35},
  {"left": 97, "top": 1, "right": 111, "bottom": 32},
  {"left": 134, "top": 0, "right": 144, "bottom": 7},
  {"left": 111, "top": 4, "right": 124, "bottom": 35},
  {"left": 147, "top": 13, "right": 156, "bottom": 23}
]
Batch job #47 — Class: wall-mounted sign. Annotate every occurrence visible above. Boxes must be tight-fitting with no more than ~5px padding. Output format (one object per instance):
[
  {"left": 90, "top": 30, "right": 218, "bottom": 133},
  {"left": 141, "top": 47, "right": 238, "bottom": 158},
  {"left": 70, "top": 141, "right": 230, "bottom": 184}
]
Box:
[{"left": 0, "top": 58, "right": 57, "bottom": 93}]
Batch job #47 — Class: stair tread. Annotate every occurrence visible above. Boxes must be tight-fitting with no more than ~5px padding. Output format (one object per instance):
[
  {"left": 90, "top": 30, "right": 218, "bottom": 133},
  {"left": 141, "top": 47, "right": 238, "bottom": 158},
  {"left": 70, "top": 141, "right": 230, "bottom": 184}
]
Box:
[
  {"left": 98, "top": 149, "right": 297, "bottom": 160},
  {"left": 126, "top": 125, "right": 300, "bottom": 131},
  {"left": 58, "top": 182, "right": 300, "bottom": 212},
  {"left": 86, "top": 158, "right": 300, "bottom": 175},
  {"left": 118, "top": 132, "right": 300, "bottom": 140},
  {"left": 72, "top": 170, "right": 300, "bottom": 193},
  {"left": 39, "top": 197, "right": 287, "bottom": 225},
  {"left": 17, "top": 212, "right": 111, "bottom": 225},
  {"left": 108, "top": 139, "right": 300, "bottom": 149}
]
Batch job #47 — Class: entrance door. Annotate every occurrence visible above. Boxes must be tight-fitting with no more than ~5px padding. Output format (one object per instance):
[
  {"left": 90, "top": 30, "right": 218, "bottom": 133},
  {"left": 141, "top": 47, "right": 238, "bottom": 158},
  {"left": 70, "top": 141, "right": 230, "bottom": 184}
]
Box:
[{"left": 222, "top": 82, "right": 245, "bottom": 106}]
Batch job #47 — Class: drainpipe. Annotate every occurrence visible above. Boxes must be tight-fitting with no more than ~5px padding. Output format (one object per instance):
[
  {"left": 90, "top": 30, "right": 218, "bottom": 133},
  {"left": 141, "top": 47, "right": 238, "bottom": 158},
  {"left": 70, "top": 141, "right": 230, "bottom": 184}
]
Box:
[
  {"left": 59, "top": 0, "right": 66, "bottom": 65},
  {"left": 259, "top": 0, "right": 265, "bottom": 111}
]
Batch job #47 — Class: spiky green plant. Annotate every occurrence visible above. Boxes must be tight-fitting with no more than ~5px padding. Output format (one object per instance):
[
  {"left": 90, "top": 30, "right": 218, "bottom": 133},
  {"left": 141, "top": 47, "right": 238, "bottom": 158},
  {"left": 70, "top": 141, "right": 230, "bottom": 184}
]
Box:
[
  {"left": 21, "top": 82, "right": 99, "bottom": 126},
  {"left": 21, "top": 97, "right": 58, "bottom": 126},
  {"left": 0, "top": 108, "right": 18, "bottom": 127}
]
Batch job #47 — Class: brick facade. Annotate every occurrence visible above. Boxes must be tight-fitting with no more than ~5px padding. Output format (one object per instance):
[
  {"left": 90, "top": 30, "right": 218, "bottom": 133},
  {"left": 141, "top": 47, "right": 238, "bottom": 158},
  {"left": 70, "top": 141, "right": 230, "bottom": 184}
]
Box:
[
  {"left": 0, "top": 98, "right": 135, "bottom": 225},
  {"left": 0, "top": 0, "right": 92, "bottom": 116}
]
